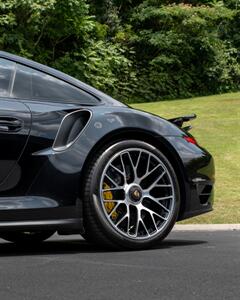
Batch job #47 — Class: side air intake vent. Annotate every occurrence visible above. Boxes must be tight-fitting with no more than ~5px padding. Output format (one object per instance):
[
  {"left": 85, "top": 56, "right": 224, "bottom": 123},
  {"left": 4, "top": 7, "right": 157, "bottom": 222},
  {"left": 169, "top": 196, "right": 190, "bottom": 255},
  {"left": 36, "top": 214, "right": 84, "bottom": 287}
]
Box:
[
  {"left": 199, "top": 184, "right": 212, "bottom": 205},
  {"left": 53, "top": 110, "right": 91, "bottom": 151}
]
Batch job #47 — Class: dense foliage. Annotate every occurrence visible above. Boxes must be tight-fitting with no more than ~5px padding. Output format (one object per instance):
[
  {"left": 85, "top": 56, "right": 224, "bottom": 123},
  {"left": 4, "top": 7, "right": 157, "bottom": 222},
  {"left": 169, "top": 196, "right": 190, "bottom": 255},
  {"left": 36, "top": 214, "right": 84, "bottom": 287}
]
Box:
[{"left": 0, "top": 0, "right": 239, "bottom": 102}]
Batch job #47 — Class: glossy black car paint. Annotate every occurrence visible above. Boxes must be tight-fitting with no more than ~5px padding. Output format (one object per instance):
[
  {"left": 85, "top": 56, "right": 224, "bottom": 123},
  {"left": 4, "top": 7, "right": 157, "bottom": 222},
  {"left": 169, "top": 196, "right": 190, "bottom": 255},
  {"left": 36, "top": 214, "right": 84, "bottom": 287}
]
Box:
[{"left": 0, "top": 51, "right": 214, "bottom": 233}]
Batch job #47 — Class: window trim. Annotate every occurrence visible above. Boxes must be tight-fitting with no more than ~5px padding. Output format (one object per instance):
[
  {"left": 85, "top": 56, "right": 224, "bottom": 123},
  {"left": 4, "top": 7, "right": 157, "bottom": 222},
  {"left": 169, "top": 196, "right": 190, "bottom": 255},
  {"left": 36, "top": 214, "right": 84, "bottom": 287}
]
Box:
[{"left": 9, "top": 63, "right": 17, "bottom": 97}]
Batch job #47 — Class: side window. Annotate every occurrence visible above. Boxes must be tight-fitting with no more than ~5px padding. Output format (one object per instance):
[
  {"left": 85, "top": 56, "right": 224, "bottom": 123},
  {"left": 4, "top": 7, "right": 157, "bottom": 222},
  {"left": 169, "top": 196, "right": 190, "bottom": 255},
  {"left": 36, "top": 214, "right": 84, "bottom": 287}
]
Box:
[
  {"left": 12, "top": 64, "right": 99, "bottom": 104},
  {"left": 12, "top": 64, "right": 32, "bottom": 99},
  {"left": 0, "top": 58, "right": 15, "bottom": 97}
]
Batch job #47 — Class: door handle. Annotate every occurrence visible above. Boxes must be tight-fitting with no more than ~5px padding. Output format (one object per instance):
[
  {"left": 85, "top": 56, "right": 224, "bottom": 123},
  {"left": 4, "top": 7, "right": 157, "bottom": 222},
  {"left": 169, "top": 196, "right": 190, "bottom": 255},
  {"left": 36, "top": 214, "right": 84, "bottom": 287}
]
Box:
[{"left": 0, "top": 117, "right": 23, "bottom": 132}]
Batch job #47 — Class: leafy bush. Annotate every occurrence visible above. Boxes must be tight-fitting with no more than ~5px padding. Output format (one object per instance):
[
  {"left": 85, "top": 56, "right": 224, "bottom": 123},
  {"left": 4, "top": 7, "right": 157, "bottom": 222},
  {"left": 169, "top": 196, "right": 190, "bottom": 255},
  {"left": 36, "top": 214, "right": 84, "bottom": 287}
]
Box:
[
  {"left": 130, "top": 2, "right": 240, "bottom": 101},
  {"left": 53, "top": 40, "right": 137, "bottom": 101},
  {"left": 0, "top": 0, "right": 239, "bottom": 102}
]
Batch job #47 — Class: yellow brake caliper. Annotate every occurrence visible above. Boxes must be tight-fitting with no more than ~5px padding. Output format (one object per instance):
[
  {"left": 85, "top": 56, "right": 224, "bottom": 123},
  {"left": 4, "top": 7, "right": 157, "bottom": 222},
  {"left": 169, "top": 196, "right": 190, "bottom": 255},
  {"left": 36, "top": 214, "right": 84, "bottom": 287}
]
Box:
[{"left": 103, "top": 182, "right": 118, "bottom": 220}]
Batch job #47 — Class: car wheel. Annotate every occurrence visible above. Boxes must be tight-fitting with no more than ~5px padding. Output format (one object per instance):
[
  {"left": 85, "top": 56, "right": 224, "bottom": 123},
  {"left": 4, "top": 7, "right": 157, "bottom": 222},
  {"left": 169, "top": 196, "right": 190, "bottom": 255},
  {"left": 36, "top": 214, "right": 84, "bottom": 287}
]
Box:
[
  {"left": 0, "top": 231, "right": 55, "bottom": 244},
  {"left": 83, "top": 140, "right": 180, "bottom": 250}
]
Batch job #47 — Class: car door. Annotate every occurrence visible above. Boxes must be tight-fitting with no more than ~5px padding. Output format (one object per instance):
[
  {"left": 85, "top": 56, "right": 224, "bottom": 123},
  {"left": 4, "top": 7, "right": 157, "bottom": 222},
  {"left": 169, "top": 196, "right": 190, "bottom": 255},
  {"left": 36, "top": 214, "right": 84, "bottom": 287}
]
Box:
[
  {"left": 4, "top": 62, "right": 97, "bottom": 207},
  {"left": 0, "top": 58, "right": 31, "bottom": 191}
]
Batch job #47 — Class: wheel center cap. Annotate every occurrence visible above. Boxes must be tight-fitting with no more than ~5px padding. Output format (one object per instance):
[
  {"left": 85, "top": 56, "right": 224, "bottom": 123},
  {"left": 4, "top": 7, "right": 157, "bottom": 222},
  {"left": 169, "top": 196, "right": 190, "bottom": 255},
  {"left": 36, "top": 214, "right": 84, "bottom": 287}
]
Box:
[{"left": 129, "top": 185, "right": 142, "bottom": 202}]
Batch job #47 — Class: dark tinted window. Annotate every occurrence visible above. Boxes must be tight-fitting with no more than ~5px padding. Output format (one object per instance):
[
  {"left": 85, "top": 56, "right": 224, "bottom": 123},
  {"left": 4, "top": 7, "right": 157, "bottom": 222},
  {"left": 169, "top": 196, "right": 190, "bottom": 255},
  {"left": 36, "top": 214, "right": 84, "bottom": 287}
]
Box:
[
  {"left": 0, "top": 58, "right": 15, "bottom": 97},
  {"left": 12, "top": 64, "right": 98, "bottom": 104}
]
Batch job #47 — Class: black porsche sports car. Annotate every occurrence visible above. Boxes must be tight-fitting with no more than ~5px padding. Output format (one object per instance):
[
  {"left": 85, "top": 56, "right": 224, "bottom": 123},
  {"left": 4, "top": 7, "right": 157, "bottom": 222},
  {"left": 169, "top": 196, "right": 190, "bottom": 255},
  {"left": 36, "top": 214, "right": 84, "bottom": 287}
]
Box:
[{"left": 0, "top": 51, "right": 214, "bottom": 249}]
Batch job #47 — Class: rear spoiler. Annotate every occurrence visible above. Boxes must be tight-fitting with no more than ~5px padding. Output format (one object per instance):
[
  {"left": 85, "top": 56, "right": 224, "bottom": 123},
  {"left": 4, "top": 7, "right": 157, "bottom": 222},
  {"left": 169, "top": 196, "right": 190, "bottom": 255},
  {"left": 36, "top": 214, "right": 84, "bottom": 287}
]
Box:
[{"left": 168, "top": 114, "right": 196, "bottom": 131}]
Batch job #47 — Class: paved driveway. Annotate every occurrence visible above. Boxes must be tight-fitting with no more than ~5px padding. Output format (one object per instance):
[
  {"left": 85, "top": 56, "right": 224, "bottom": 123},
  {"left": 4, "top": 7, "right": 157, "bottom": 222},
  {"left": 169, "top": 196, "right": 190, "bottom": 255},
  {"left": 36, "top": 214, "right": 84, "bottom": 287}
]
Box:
[{"left": 0, "top": 230, "right": 239, "bottom": 300}]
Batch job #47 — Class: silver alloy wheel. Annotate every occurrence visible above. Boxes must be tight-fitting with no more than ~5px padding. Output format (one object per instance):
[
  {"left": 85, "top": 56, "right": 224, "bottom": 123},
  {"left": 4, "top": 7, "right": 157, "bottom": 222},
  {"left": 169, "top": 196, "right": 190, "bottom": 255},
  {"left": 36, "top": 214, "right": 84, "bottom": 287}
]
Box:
[{"left": 100, "top": 147, "right": 175, "bottom": 240}]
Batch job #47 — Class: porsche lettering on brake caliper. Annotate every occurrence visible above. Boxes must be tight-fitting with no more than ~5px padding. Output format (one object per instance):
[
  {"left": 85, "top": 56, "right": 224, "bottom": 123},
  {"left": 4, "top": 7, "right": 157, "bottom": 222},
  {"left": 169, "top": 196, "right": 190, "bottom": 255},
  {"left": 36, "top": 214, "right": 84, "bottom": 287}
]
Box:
[{"left": 102, "top": 182, "right": 118, "bottom": 220}]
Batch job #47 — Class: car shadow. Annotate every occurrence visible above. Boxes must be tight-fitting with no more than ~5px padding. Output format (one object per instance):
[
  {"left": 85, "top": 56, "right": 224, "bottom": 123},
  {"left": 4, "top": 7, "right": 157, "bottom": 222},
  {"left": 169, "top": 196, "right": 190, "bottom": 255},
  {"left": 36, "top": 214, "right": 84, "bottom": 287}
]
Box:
[{"left": 0, "top": 237, "right": 207, "bottom": 257}]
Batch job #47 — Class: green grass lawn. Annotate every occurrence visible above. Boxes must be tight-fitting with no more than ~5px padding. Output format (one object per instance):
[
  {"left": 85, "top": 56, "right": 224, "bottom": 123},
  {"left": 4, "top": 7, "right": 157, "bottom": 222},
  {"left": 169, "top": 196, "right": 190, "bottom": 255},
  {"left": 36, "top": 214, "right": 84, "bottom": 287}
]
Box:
[{"left": 132, "top": 92, "right": 240, "bottom": 224}]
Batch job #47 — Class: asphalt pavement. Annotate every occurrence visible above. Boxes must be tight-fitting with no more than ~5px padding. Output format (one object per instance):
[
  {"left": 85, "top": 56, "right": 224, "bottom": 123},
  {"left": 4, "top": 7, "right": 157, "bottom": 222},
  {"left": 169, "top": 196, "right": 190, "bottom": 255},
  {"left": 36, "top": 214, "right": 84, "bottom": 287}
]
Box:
[{"left": 0, "top": 230, "right": 239, "bottom": 300}]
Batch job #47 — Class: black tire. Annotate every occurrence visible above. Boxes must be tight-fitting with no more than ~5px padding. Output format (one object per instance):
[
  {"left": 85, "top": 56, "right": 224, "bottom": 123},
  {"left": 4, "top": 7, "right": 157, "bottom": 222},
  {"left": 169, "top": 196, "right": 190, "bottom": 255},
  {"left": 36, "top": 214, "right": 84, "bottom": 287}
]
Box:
[
  {"left": 0, "top": 230, "right": 55, "bottom": 244},
  {"left": 83, "top": 140, "right": 180, "bottom": 250}
]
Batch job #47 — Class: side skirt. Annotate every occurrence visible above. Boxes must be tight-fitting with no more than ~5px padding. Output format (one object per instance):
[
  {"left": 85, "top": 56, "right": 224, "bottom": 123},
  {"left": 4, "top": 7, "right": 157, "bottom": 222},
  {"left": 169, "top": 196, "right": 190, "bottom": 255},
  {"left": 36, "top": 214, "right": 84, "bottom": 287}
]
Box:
[{"left": 0, "top": 218, "right": 83, "bottom": 233}]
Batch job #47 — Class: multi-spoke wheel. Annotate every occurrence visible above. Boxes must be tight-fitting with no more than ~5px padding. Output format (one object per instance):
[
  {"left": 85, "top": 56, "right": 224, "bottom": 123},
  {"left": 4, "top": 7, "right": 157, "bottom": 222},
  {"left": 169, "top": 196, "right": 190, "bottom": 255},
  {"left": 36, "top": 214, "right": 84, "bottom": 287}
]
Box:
[{"left": 83, "top": 140, "right": 180, "bottom": 250}]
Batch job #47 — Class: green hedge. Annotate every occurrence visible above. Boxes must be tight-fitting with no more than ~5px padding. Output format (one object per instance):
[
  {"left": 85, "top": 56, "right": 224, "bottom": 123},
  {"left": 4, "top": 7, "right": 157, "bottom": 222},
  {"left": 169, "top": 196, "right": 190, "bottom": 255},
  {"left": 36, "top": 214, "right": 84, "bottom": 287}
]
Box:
[{"left": 0, "top": 0, "right": 239, "bottom": 103}]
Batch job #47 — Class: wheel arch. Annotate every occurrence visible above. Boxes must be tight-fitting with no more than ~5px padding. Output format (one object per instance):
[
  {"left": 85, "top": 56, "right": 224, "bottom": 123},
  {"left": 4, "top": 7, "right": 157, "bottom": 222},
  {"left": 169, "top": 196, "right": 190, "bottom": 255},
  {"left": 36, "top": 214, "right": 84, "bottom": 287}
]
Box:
[{"left": 79, "top": 128, "right": 187, "bottom": 220}]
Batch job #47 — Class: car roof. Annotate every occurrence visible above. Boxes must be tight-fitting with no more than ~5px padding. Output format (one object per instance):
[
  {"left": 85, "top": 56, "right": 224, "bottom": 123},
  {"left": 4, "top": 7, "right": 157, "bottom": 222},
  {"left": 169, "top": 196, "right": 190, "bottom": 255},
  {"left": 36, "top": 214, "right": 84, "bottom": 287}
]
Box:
[{"left": 0, "top": 51, "right": 123, "bottom": 105}]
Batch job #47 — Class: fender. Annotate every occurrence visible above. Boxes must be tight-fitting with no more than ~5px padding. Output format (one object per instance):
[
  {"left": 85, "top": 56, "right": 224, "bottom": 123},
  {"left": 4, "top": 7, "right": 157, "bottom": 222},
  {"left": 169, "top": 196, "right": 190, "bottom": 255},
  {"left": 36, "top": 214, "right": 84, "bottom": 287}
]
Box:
[{"left": 33, "top": 106, "right": 186, "bottom": 175}]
